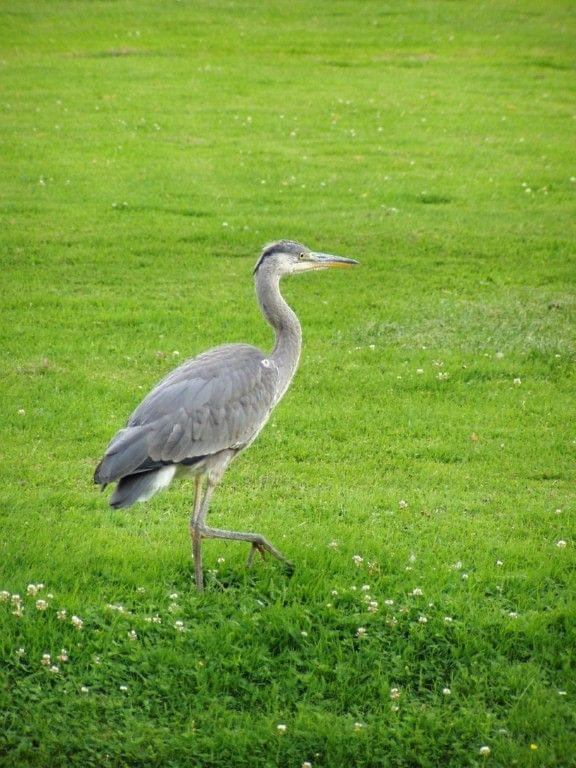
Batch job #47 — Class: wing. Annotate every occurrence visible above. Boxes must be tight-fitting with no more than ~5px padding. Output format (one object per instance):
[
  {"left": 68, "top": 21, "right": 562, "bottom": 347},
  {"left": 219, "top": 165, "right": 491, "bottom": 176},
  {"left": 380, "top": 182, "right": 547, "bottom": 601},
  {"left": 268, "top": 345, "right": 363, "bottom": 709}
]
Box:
[{"left": 94, "top": 344, "right": 279, "bottom": 484}]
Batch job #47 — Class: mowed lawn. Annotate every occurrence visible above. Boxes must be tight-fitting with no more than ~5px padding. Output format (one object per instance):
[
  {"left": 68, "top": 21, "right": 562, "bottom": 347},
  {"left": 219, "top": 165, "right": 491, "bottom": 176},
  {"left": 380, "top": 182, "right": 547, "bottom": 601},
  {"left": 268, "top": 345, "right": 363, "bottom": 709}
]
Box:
[{"left": 0, "top": 1, "right": 574, "bottom": 766}]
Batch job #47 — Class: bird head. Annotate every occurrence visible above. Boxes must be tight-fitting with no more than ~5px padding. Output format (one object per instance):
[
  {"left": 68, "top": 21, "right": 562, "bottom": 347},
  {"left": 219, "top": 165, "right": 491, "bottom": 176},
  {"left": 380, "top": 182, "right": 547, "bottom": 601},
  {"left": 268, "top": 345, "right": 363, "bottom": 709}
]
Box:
[{"left": 254, "top": 240, "right": 359, "bottom": 276}]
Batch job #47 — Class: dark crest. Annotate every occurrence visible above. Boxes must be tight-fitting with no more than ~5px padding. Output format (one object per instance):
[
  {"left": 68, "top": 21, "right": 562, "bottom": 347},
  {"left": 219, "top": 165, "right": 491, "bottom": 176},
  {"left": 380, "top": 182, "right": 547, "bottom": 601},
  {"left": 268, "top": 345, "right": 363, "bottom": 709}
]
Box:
[{"left": 253, "top": 240, "right": 307, "bottom": 274}]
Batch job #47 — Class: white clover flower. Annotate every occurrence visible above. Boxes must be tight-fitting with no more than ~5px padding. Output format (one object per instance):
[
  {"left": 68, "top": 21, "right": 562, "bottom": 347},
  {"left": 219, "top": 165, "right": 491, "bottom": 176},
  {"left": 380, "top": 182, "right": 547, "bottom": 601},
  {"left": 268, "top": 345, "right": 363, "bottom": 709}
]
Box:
[
  {"left": 361, "top": 584, "right": 371, "bottom": 592},
  {"left": 353, "top": 722, "right": 364, "bottom": 732},
  {"left": 41, "top": 653, "right": 51, "bottom": 666},
  {"left": 27, "top": 584, "right": 39, "bottom": 596},
  {"left": 367, "top": 601, "right": 378, "bottom": 613},
  {"left": 300, "top": 630, "right": 308, "bottom": 637},
  {"left": 508, "top": 611, "right": 518, "bottom": 619},
  {"left": 0, "top": 590, "right": 10, "bottom": 602},
  {"left": 80, "top": 686, "right": 89, "bottom": 694},
  {"left": 384, "top": 599, "right": 395, "bottom": 606},
  {"left": 442, "top": 687, "right": 451, "bottom": 696},
  {"left": 16, "top": 647, "right": 25, "bottom": 657},
  {"left": 49, "top": 665, "right": 60, "bottom": 674},
  {"left": 174, "top": 620, "right": 185, "bottom": 631},
  {"left": 356, "top": 627, "right": 367, "bottom": 638},
  {"left": 513, "top": 377, "right": 521, "bottom": 385},
  {"left": 276, "top": 723, "right": 287, "bottom": 733},
  {"left": 496, "top": 560, "right": 503, "bottom": 566},
  {"left": 479, "top": 745, "right": 491, "bottom": 756},
  {"left": 328, "top": 540, "right": 339, "bottom": 549},
  {"left": 57, "top": 650, "right": 69, "bottom": 663},
  {"left": 390, "top": 687, "right": 401, "bottom": 700},
  {"left": 128, "top": 630, "right": 138, "bottom": 641},
  {"left": 352, "top": 555, "right": 364, "bottom": 566},
  {"left": 11, "top": 594, "right": 21, "bottom": 605},
  {"left": 71, "top": 615, "right": 83, "bottom": 629},
  {"left": 56, "top": 609, "right": 67, "bottom": 621},
  {"left": 169, "top": 593, "right": 179, "bottom": 600},
  {"left": 444, "top": 616, "right": 454, "bottom": 623},
  {"left": 558, "top": 690, "right": 567, "bottom": 696},
  {"left": 35, "top": 599, "right": 48, "bottom": 611},
  {"left": 107, "top": 603, "right": 125, "bottom": 613},
  {"left": 119, "top": 685, "right": 128, "bottom": 692},
  {"left": 556, "top": 540, "right": 567, "bottom": 549},
  {"left": 398, "top": 499, "right": 408, "bottom": 508},
  {"left": 418, "top": 615, "right": 428, "bottom": 624},
  {"left": 410, "top": 587, "right": 423, "bottom": 597}
]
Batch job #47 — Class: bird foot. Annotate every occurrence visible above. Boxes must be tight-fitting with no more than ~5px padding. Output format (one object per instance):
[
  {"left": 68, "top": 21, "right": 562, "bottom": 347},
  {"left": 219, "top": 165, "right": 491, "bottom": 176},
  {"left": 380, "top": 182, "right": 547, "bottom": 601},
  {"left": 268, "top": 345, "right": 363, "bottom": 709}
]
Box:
[{"left": 246, "top": 542, "right": 267, "bottom": 568}]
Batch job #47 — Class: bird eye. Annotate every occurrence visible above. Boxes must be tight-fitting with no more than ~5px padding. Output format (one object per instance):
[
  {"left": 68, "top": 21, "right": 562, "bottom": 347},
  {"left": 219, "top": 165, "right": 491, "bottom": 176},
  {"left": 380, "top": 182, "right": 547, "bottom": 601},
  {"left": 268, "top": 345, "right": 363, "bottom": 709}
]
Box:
[{"left": 298, "top": 252, "right": 306, "bottom": 259}]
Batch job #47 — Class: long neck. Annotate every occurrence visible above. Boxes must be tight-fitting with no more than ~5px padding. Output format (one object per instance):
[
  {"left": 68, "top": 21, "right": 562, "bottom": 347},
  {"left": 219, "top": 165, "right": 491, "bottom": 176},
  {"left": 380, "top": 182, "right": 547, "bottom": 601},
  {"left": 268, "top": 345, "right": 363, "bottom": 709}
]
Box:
[{"left": 255, "top": 265, "right": 302, "bottom": 401}]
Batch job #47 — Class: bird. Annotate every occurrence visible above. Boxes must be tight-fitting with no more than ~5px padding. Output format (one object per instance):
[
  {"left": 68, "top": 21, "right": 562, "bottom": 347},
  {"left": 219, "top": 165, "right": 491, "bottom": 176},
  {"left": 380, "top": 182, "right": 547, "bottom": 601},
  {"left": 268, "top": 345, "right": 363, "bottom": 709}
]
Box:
[{"left": 94, "top": 240, "right": 359, "bottom": 590}]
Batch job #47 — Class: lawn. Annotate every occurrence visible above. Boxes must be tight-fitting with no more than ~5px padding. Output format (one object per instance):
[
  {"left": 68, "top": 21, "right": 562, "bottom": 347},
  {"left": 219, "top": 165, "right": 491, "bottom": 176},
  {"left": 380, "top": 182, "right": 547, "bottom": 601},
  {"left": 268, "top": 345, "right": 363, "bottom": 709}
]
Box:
[{"left": 0, "top": 1, "right": 575, "bottom": 766}]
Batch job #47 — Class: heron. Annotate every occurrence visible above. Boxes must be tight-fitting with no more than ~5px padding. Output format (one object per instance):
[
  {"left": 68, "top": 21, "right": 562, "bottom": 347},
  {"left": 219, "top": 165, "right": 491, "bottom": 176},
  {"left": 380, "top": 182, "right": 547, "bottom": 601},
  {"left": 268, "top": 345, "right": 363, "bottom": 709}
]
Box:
[{"left": 94, "top": 240, "right": 359, "bottom": 590}]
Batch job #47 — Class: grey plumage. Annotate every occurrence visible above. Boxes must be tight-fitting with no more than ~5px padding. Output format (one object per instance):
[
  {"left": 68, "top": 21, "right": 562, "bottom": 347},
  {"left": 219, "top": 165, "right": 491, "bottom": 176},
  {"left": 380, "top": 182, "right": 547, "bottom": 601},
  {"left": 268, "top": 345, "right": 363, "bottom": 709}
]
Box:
[{"left": 94, "top": 240, "right": 358, "bottom": 589}]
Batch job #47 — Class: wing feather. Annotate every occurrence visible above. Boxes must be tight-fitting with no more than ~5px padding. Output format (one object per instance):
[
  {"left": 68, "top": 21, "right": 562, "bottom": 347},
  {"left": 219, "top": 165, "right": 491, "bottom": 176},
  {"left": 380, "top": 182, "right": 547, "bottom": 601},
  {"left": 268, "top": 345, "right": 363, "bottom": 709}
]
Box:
[{"left": 94, "top": 344, "right": 279, "bottom": 484}]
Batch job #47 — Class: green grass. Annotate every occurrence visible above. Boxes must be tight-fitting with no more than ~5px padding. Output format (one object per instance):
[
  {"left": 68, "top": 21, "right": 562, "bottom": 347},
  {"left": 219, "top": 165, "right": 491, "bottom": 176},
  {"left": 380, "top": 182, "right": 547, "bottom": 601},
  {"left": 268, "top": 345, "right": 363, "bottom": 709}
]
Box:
[{"left": 1, "top": 1, "right": 575, "bottom": 765}]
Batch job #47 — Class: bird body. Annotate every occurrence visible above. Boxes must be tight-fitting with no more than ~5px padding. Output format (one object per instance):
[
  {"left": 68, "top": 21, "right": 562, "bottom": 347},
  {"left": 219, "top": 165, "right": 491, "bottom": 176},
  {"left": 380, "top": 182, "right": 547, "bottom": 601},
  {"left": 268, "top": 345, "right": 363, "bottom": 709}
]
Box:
[{"left": 94, "top": 240, "right": 358, "bottom": 589}]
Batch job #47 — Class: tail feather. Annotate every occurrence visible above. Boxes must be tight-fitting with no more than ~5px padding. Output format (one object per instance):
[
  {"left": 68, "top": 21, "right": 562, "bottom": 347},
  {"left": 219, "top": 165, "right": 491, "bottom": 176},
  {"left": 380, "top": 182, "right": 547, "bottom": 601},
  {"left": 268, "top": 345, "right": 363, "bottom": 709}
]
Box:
[{"left": 109, "top": 466, "right": 177, "bottom": 509}]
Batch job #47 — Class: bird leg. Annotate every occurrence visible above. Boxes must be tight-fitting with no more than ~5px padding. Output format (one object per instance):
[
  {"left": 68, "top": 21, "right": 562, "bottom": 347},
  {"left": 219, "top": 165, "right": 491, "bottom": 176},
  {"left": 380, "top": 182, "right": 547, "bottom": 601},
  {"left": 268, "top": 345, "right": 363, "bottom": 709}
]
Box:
[
  {"left": 189, "top": 475, "right": 207, "bottom": 591},
  {"left": 189, "top": 461, "right": 293, "bottom": 590},
  {"left": 199, "top": 525, "right": 292, "bottom": 569}
]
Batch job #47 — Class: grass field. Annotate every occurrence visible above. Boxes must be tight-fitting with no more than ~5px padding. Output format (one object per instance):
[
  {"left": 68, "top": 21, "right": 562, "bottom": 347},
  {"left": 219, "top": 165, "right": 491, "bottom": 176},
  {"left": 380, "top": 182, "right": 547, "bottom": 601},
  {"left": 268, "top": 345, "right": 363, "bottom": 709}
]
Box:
[{"left": 1, "top": 1, "right": 575, "bottom": 766}]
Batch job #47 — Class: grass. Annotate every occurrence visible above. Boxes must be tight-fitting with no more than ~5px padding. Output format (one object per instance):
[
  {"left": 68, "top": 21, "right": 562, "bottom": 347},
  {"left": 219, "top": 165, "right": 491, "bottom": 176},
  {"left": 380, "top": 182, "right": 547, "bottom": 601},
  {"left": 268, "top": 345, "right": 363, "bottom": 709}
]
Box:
[{"left": 0, "top": 0, "right": 575, "bottom": 765}]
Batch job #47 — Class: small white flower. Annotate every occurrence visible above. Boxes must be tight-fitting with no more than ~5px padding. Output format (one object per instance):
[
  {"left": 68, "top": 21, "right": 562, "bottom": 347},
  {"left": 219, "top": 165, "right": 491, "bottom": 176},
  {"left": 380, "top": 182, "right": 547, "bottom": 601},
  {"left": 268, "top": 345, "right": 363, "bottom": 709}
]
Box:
[
  {"left": 11, "top": 594, "right": 21, "bottom": 605},
  {"left": 416, "top": 368, "right": 424, "bottom": 374},
  {"left": 80, "top": 686, "right": 89, "bottom": 694},
  {"left": 276, "top": 723, "right": 287, "bottom": 733},
  {"left": 410, "top": 587, "right": 423, "bottom": 597},
  {"left": 461, "top": 573, "right": 469, "bottom": 580},
  {"left": 328, "top": 540, "right": 339, "bottom": 549},
  {"left": 16, "top": 647, "right": 25, "bottom": 657},
  {"left": 398, "top": 499, "right": 408, "bottom": 508},
  {"left": 302, "top": 763, "right": 312, "bottom": 768},
  {"left": 367, "top": 601, "right": 378, "bottom": 613},
  {"left": 352, "top": 555, "right": 364, "bottom": 566},
  {"left": 356, "top": 627, "right": 367, "bottom": 638},
  {"left": 442, "top": 687, "right": 451, "bottom": 696},
  {"left": 41, "top": 653, "right": 51, "bottom": 666},
  {"left": 508, "top": 611, "right": 518, "bottom": 619},
  {"left": 35, "top": 599, "right": 48, "bottom": 611},
  {"left": 353, "top": 722, "right": 364, "bottom": 731},
  {"left": 56, "top": 609, "right": 67, "bottom": 621},
  {"left": 556, "top": 540, "right": 567, "bottom": 549},
  {"left": 217, "top": 557, "right": 226, "bottom": 564},
  {"left": 444, "top": 616, "right": 453, "bottom": 623},
  {"left": 27, "top": 584, "right": 39, "bottom": 596},
  {"left": 361, "top": 584, "right": 371, "bottom": 592},
  {"left": 479, "top": 745, "right": 491, "bottom": 756},
  {"left": 300, "top": 630, "right": 308, "bottom": 637},
  {"left": 169, "top": 593, "right": 179, "bottom": 600},
  {"left": 558, "top": 690, "right": 567, "bottom": 696},
  {"left": 57, "top": 650, "right": 69, "bottom": 663},
  {"left": 390, "top": 687, "right": 401, "bottom": 700},
  {"left": 49, "top": 665, "right": 60, "bottom": 674},
  {"left": 452, "top": 561, "right": 463, "bottom": 570},
  {"left": 119, "top": 685, "right": 128, "bottom": 692},
  {"left": 107, "top": 603, "right": 125, "bottom": 613},
  {"left": 128, "top": 630, "right": 138, "bottom": 641},
  {"left": 384, "top": 599, "right": 394, "bottom": 606},
  {"left": 0, "top": 590, "right": 10, "bottom": 602},
  {"left": 18, "top": 408, "right": 26, "bottom": 415},
  {"left": 71, "top": 615, "right": 84, "bottom": 629},
  {"left": 174, "top": 620, "right": 185, "bottom": 631},
  {"left": 496, "top": 560, "right": 503, "bottom": 566},
  {"left": 331, "top": 589, "right": 339, "bottom": 596},
  {"left": 418, "top": 615, "right": 428, "bottom": 624},
  {"left": 513, "top": 377, "right": 522, "bottom": 385}
]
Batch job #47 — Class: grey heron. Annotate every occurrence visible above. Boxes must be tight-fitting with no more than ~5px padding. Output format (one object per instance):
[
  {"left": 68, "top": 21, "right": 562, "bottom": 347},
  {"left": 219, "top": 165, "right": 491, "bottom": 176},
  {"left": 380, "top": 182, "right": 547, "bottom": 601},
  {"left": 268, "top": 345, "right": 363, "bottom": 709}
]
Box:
[{"left": 94, "top": 240, "right": 359, "bottom": 590}]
